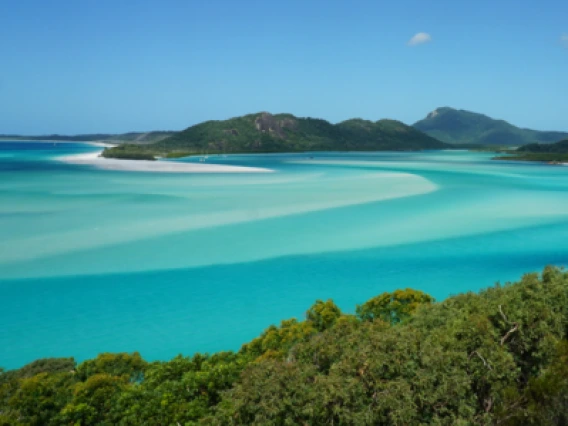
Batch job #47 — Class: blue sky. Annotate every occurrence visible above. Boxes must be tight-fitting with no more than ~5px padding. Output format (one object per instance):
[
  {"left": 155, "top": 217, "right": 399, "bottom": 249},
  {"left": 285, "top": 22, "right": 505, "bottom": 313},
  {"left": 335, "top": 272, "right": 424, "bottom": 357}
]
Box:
[{"left": 0, "top": 0, "right": 566, "bottom": 134}]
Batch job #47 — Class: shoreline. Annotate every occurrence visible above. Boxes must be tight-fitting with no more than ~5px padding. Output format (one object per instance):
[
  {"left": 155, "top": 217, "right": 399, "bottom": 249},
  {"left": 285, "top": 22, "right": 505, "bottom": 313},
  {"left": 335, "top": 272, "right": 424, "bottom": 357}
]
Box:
[
  {"left": 57, "top": 151, "right": 274, "bottom": 173},
  {"left": 0, "top": 139, "right": 117, "bottom": 147}
]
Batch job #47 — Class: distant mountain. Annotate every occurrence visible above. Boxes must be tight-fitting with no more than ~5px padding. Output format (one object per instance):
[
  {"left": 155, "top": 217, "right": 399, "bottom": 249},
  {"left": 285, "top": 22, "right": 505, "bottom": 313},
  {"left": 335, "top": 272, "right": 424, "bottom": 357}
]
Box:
[
  {"left": 413, "top": 107, "right": 568, "bottom": 146},
  {"left": 104, "top": 112, "right": 449, "bottom": 159},
  {"left": 0, "top": 131, "right": 176, "bottom": 144}
]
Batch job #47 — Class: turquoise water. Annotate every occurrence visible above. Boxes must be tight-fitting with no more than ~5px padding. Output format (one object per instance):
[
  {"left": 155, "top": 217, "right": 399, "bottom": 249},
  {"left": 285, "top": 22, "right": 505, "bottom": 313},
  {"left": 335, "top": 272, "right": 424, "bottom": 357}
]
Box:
[{"left": 1, "top": 143, "right": 568, "bottom": 369}]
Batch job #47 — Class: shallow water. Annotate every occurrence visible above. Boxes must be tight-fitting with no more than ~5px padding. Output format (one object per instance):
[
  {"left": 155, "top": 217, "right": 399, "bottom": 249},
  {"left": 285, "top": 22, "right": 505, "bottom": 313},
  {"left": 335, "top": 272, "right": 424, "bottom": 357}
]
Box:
[{"left": 1, "top": 143, "right": 567, "bottom": 369}]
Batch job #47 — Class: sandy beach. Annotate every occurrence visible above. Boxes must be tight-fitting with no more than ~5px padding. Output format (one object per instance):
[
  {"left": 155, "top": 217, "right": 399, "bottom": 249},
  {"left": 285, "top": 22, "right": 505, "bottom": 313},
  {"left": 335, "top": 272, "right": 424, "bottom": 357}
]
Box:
[
  {"left": 57, "top": 151, "right": 273, "bottom": 173},
  {"left": 86, "top": 142, "right": 117, "bottom": 148}
]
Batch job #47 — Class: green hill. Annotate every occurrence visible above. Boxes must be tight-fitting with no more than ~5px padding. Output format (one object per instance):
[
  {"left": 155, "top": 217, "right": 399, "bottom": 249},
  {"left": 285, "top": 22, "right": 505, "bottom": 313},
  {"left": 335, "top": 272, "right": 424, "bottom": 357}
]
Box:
[
  {"left": 103, "top": 112, "right": 449, "bottom": 159},
  {"left": 1, "top": 267, "right": 567, "bottom": 424},
  {"left": 413, "top": 107, "right": 568, "bottom": 146}
]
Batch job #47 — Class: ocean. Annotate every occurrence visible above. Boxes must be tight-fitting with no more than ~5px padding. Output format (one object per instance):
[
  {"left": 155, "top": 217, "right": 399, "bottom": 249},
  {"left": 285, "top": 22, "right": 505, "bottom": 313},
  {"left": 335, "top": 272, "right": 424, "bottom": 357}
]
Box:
[{"left": 1, "top": 142, "right": 567, "bottom": 369}]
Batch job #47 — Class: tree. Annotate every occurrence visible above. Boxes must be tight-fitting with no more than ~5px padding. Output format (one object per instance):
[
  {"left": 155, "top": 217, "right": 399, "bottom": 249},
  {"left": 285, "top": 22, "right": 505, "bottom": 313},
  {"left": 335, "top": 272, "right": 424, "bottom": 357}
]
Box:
[
  {"left": 1, "top": 267, "right": 567, "bottom": 425},
  {"left": 306, "top": 299, "right": 342, "bottom": 331},
  {"left": 356, "top": 288, "right": 434, "bottom": 324},
  {"left": 240, "top": 319, "right": 317, "bottom": 360},
  {"left": 0, "top": 358, "right": 75, "bottom": 386},
  {"left": 497, "top": 340, "right": 568, "bottom": 425},
  {"left": 76, "top": 352, "right": 146, "bottom": 382},
  {"left": 58, "top": 373, "right": 127, "bottom": 425},
  {"left": 7, "top": 372, "right": 75, "bottom": 426}
]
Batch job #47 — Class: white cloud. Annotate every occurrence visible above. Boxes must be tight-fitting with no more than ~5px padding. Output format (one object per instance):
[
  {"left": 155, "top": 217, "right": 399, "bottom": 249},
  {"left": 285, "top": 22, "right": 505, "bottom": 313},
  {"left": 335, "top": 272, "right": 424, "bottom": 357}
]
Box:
[
  {"left": 408, "top": 32, "right": 432, "bottom": 46},
  {"left": 561, "top": 33, "right": 568, "bottom": 48}
]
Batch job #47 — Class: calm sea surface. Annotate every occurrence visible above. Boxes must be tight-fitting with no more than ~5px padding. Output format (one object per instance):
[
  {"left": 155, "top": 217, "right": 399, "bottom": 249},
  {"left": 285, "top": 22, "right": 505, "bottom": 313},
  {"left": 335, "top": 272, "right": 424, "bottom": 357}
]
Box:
[{"left": 1, "top": 142, "right": 567, "bottom": 369}]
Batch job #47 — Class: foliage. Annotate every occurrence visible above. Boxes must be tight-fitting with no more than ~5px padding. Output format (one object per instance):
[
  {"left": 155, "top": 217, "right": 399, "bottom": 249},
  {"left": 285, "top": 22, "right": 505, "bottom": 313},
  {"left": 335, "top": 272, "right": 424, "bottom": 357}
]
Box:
[
  {"left": 356, "top": 288, "right": 434, "bottom": 324},
  {"left": 496, "top": 340, "right": 568, "bottom": 425},
  {"left": 100, "top": 144, "right": 156, "bottom": 160},
  {"left": 1, "top": 267, "right": 567, "bottom": 424},
  {"left": 414, "top": 107, "right": 568, "bottom": 145},
  {"left": 58, "top": 374, "right": 128, "bottom": 425},
  {"left": 0, "top": 358, "right": 75, "bottom": 386},
  {"left": 517, "top": 139, "right": 568, "bottom": 153},
  {"left": 240, "top": 299, "right": 345, "bottom": 363},
  {"left": 214, "top": 267, "right": 568, "bottom": 424},
  {"left": 75, "top": 352, "right": 146, "bottom": 382},
  {"left": 240, "top": 318, "right": 317, "bottom": 361},
  {"left": 4, "top": 372, "right": 76, "bottom": 425},
  {"left": 305, "top": 299, "right": 342, "bottom": 331}
]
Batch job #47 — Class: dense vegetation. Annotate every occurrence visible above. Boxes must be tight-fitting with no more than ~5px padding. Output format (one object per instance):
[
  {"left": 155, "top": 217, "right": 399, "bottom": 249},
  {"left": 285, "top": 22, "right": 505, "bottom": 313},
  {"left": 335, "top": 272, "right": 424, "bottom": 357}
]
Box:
[
  {"left": 0, "top": 132, "right": 176, "bottom": 144},
  {"left": 102, "top": 112, "right": 450, "bottom": 160},
  {"left": 1, "top": 267, "right": 568, "bottom": 425},
  {"left": 494, "top": 139, "right": 568, "bottom": 163},
  {"left": 100, "top": 146, "right": 156, "bottom": 161},
  {"left": 517, "top": 139, "right": 568, "bottom": 154},
  {"left": 413, "top": 107, "right": 568, "bottom": 145}
]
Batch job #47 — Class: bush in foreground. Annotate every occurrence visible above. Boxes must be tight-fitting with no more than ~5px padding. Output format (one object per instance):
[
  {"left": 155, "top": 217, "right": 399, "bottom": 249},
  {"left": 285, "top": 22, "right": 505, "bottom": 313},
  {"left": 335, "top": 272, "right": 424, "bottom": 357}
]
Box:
[{"left": 1, "top": 267, "right": 567, "bottom": 425}]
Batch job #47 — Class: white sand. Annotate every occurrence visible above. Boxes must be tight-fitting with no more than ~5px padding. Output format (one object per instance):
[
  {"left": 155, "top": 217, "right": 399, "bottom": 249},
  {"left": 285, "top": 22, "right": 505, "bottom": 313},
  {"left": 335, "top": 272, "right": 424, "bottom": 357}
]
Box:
[
  {"left": 57, "top": 151, "right": 273, "bottom": 173},
  {"left": 86, "top": 142, "right": 117, "bottom": 148}
]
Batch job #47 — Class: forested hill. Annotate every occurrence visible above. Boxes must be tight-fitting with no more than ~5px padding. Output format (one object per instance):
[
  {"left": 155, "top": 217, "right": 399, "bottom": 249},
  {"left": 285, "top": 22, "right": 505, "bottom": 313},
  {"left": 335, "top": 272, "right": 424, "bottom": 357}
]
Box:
[
  {"left": 103, "top": 112, "right": 449, "bottom": 159},
  {"left": 1, "top": 267, "right": 567, "bottom": 424},
  {"left": 413, "top": 107, "right": 568, "bottom": 145}
]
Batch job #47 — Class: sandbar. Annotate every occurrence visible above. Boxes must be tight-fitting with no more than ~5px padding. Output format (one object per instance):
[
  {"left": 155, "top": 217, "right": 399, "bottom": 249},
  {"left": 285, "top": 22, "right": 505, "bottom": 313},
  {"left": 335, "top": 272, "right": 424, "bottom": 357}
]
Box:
[{"left": 57, "top": 151, "right": 273, "bottom": 173}]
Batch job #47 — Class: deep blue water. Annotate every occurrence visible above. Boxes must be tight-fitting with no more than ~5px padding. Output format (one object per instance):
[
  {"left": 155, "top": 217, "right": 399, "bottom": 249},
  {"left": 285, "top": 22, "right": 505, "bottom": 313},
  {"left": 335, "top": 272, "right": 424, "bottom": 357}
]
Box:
[{"left": 1, "top": 142, "right": 567, "bottom": 369}]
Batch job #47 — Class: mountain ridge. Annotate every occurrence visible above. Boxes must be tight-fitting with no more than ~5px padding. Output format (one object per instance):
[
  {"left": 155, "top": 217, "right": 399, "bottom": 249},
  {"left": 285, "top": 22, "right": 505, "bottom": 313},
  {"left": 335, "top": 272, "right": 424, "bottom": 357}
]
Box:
[{"left": 413, "top": 107, "right": 568, "bottom": 145}]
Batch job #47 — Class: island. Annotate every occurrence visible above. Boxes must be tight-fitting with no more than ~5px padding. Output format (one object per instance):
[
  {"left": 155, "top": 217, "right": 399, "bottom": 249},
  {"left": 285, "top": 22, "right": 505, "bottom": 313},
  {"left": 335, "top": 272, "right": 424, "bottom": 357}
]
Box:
[
  {"left": 493, "top": 139, "right": 568, "bottom": 164},
  {"left": 101, "top": 112, "right": 451, "bottom": 160}
]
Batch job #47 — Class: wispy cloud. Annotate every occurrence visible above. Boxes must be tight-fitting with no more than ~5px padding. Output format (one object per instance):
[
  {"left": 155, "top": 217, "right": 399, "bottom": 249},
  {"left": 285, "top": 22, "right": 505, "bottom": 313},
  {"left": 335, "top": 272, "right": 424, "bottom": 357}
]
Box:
[
  {"left": 561, "top": 33, "right": 568, "bottom": 48},
  {"left": 408, "top": 32, "right": 432, "bottom": 46}
]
